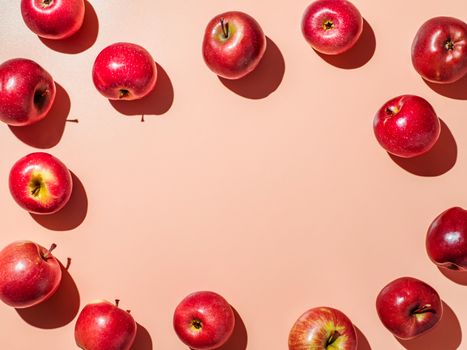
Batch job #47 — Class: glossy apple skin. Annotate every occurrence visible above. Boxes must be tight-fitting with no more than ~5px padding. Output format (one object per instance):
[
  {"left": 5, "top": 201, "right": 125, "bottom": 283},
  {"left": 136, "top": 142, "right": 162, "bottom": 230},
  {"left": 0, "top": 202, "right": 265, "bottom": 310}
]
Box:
[
  {"left": 92, "top": 42, "right": 157, "bottom": 101},
  {"left": 0, "top": 241, "right": 61, "bottom": 308},
  {"left": 426, "top": 207, "right": 467, "bottom": 270},
  {"left": 0, "top": 58, "right": 56, "bottom": 126},
  {"left": 376, "top": 277, "right": 442, "bottom": 340},
  {"left": 202, "top": 11, "right": 266, "bottom": 80},
  {"left": 411, "top": 17, "right": 467, "bottom": 84},
  {"left": 173, "top": 291, "right": 235, "bottom": 350},
  {"left": 288, "top": 306, "right": 357, "bottom": 350},
  {"left": 21, "top": 0, "right": 85, "bottom": 40},
  {"left": 373, "top": 95, "right": 440, "bottom": 158},
  {"left": 9, "top": 152, "right": 73, "bottom": 215},
  {"left": 302, "top": 0, "right": 363, "bottom": 55},
  {"left": 75, "top": 300, "right": 137, "bottom": 350}
]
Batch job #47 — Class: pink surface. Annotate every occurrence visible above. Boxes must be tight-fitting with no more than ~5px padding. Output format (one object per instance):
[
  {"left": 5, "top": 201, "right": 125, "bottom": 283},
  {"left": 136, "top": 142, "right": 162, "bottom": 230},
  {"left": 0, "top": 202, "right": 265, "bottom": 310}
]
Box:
[{"left": 0, "top": 1, "right": 466, "bottom": 349}]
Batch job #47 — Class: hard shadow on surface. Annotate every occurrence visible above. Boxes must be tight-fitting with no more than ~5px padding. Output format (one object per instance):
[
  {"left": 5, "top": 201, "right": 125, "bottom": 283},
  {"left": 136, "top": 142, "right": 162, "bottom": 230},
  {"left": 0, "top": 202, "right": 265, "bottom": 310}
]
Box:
[
  {"left": 9, "top": 83, "right": 70, "bottom": 148},
  {"left": 219, "top": 36, "right": 285, "bottom": 99},
  {"left": 110, "top": 63, "right": 174, "bottom": 119},
  {"left": 397, "top": 301, "right": 462, "bottom": 350},
  {"left": 315, "top": 18, "right": 376, "bottom": 69},
  {"left": 439, "top": 266, "right": 467, "bottom": 285},
  {"left": 355, "top": 325, "right": 372, "bottom": 350},
  {"left": 131, "top": 323, "right": 153, "bottom": 350},
  {"left": 215, "top": 307, "right": 248, "bottom": 350},
  {"left": 423, "top": 75, "right": 467, "bottom": 100},
  {"left": 39, "top": 1, "right": 99, "bottom": 54},
  {"left": 16, "top": 261, "right": 80, "bottom": 329},
  {"left": 389, "top": 119, "right": 457, "bottom": 177},
  {"left": 31, "top": 171, "right": 88, "bottom": 231}
]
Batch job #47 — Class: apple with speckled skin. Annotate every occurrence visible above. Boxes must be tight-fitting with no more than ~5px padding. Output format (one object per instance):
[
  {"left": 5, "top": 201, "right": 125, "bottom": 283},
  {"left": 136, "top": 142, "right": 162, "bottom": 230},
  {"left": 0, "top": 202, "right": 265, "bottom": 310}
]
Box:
[
  {"left": 75, "top": 300, "right": 137, "bottom": 350},
  {"left": 21, "top": 0, "right": 85, "bottom": 40},
  {"left": 412, "top": 17, "right": 466, "bottom": 84},
  {"left": 373, "top": 95, "right": 440, "bottom": 158},
  {"left": 0, "top": 58, "right": 56, "bottom": 126},
  {"left": 376, "top": 277, "right": 443, "bottom": 340},
  {"left": 173, "top": 291, "right": 235, "bottom": 350},
  {"left": 426, "top": 207, "right": 467, "bottom": 270},
  {"left": 288, "top": 306, "right": 357, "bottom": 350},
  {"left": 302, "top": 0, "right": 363, "bottom": 55},
  {"left": 0, "top": 241, "right": 61, "bottom": 308},
  {"left": 92, "top": 42, "right": 158, "bottom": 100},
  {"left": 9, "top": 152, "right": 73, "bottom": 215},
  {"left": 202, "top": 11, "right": 266, "bottom": 79}
]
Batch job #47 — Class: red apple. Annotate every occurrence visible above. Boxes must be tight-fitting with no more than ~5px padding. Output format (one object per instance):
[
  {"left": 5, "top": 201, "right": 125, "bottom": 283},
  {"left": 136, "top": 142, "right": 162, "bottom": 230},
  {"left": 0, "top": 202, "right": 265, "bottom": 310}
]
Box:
[
  {"left": 92, "top": 42, "right": 158, "bottom": 100},
  {"left": 173, "top": 291, "right": 235, "bottom": 350},
  {"left": 0, "top": 58, "right": 56, "bottom": 126},
  {"left": 376, "top": 277, "right": 443, "bottom": 340},
  {"left": 202, "top": 11, "right": 266, "bottom": 80},
  {"left": 75, "top": 300, "right": 137, "bottom": 350},
  {"left": 9, "top": 152, "right": 73, "bottom": 215},
  {"left": 288, "top": 306, "right": 357, "bottom": 350},
  {"left": 411, "top": 17, "right": 467, "bottom": 84},
  {"left": 21, "top": 0, "right": 85, "bottom": 40},
  {"left": 301, "top": 0, "right": 363, "bottom": 55},
  {"left": 426, "top": 207, "right": 467, "bottom": 271},
  {"left": 373, "top": 95, "right": 440, "bottom": 158},
  {"left": 0, "top": 241, "right": 61, "bottom": 308}
]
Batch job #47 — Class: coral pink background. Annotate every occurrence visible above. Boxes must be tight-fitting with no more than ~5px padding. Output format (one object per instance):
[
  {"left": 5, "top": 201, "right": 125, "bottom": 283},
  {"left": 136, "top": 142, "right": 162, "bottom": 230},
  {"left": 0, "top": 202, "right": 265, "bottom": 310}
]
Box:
[{"left": 0, "top": 1, "right": 466, "bottom": 349}]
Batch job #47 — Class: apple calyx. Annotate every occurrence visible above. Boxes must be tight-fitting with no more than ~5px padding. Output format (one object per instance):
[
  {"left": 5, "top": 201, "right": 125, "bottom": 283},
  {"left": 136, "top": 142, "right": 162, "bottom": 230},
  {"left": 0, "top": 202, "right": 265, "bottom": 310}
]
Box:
[
  {"left": 41, "top": 0, "right": 54, "bottom": 8},
  {"left": 220, "top": 18, "right": 230, "bottom": 39},
  {"left": 325, "top": 330, "right": 341, "bottom": 347},
  {"left": 385, "top": 105, "right": 399, "bottom": 116},
  {"left": 411, "top": 304, "right": 436, "bottom": 320},
  {"left": 323, "top": 20, "right": 334, "bottom": 31},
  {"left": 444, "top": 39, "right": 455, "bottom": 51},
  {"left": 191, "top": 318, "right": 203, "bottom": 332},
  {"left": 41, "top": 243, "right": 57, "bottom": 260},
  {"left": 119, "top": 89, "right": 130, "bottom": 99}
]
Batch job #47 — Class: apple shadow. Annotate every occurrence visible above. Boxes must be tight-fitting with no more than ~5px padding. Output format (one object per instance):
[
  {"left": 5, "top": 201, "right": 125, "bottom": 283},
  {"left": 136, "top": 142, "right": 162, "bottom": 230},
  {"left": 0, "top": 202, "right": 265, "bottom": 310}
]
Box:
[
  {"left": 396, "top": 301, "right": 461, "bottom": 350},
  {"left": 423, "top": 75, "right": 467, "bottom": 100},
  {"left": 15, "top": 261, "right": 80, "bottom": 329},
  {"left": 131, "top": 323, "right": 153, "bottom": 350},
  {"left": 109, "top": 63, "right": 174, "bottom": 119},
  {"left": 30, "top": 171, "right": 88, "bottom": 231},
  {"left": 389, "top": 119, "right": 457, "bottom": 177},
  {"left": 439, "top": 267, "right": 467, "bottom": 286},
  {"left": 219, "top": 36, "right": 285, "bottom": 99},
  {"left": 215, "top": 307, "right": 248, "bottom": 350},
  {"left": 355, "top": 326, "right": 372, "bottom": 350},
  {"left": 39, "top": 0, "right": 99, "bottom": 54},
  {"left": 315, "top": 18, "right": 376, "bottom": 69},
  {"left": 9, "top": 83, "right": 70, "bottom": 149}
]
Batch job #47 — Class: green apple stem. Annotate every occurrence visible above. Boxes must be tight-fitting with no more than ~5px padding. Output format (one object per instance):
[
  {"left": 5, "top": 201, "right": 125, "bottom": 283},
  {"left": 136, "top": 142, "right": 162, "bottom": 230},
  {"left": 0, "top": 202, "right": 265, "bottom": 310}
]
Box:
[
  {"left": 326, "top": 330, "right": 341, "bottom": 346},
  {"left": 220, "top": 18, "right": 230, "bottom": 39},
  {"left": 42, "top": 243, "right": 57, "bottom": 260}
]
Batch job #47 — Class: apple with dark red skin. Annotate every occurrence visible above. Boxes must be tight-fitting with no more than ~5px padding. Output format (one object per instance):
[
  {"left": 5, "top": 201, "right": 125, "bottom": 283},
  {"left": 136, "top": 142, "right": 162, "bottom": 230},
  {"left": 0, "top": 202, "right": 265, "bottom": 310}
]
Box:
[
  {"left": 21, "top": 0, "right": 85, "bottom": 40},
  {"left": 288, "top": 306, "right": 357, "bottom": 350},
  {"left": 412, "top": 17, "right": 467, "bottom": 84},
  {"left": 0, "top": 240, "right": 61, "bottom": 308},
  {"left": 373, "top": 95, "right": 440, "bottom": 158},
  {"left": 376, "top": 277, "right": 443, "bottom": 340},
  {"left": 173, "top": 291, "right": 235, "bottom": 350},
  {"left": 202, "top": 11, "right": 266, "bottom": 80},
  {"left": 9, "top": 152, "right": 73, "bottom": 215},
  {"left": 92, "top": 42, "right": 158, "bottom": 100},
  {"left": 302, "top": 0, "right": 363, "bottom": 55},
  {"left": 0, "top": 58, "right": 56, "bottom": 126},
  {"left": 75, "top": 300, "right": 137, "bottom": 350},
  {"left": 426, "top": 207, "right": 467, "bottom": 271}
]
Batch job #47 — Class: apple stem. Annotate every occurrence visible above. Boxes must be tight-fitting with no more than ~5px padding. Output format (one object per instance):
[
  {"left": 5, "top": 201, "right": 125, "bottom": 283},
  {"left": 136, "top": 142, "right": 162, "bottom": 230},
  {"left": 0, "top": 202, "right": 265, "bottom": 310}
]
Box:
[
  {"left": 447, "top": 263, "right": 460, "bottom": 270},
  {"left": 115, "top": 299, "right": 120, "bottom": 307},
  {"left": 66, "top": 118, "right": 79, "bottom": 123},
  {"left": 65, "top": 257, "right": 72, "bottom": 270},
  {"left": 326, "top": 330, "right": 341, "bottom": 346},
  {"left": 42, "top": 243, "right": 57, "bottom": 260},
  {"left": 412, "top": 304, "right": 435, "bottom": 315},
  {"left": 220, "top": 18, "right": 230, "bottom": 39},
  {"left": 141, "top": 114, "right": 145, "bottom": 122},
  {"left": 445, "top": 40, "right": 455, "bottom": 51}
]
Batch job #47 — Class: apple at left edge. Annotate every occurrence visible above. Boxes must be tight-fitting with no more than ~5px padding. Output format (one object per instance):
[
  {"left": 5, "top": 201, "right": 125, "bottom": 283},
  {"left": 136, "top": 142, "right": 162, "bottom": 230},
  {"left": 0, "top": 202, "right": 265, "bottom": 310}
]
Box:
[
  {"left": 202, "top": 11, "right": 267, "bottom": 80},
  {"left": 288, "top": 306, "right": 357, "bottom": 350},
  {"left": 21, "top": 0, "right": 85, "bottom": 40},
  {"left": 301, "top": 0, "right": 363, "bottom": 55},
  {"left": 376, "top": 276, "right": 443, "bottom": 340},
  {"left": 0, "top": 58, "right": 56, "bottom": 126},
  {"left": 0, "top": 241, "right": 62, "bottom": 308},
  {"left": 9, "top": 152, "right": 73, "bottom": 215},
  {"left": 75, "top": 300, "right": 137, "bottom": 350},
  {"left": 92, "top": 42, "right": 158, "bottom": 101}
]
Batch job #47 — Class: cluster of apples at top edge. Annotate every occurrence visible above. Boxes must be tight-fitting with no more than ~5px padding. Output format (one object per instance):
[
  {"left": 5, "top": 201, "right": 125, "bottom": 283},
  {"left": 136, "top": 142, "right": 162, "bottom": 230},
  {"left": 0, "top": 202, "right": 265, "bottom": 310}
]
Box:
[{"left": 0, "top": 0, "right": 465, "bottom": 350}]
